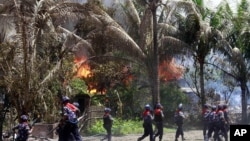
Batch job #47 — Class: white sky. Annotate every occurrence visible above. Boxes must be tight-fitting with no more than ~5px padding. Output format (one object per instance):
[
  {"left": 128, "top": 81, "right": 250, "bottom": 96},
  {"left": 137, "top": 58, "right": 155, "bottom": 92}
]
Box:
[{"left": 204, "top": 0, "right": 250, "bottom": 13}]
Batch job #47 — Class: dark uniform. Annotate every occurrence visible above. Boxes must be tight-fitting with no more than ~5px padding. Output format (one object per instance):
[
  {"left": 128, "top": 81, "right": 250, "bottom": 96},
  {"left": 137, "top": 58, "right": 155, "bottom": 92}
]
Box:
[
  {"left": 101, "top": 108, "right": 113, "bottom": 141},
  {"left": 216, "top": 104, "right": 227, "bottom": 141},
  {"left": 202, "top": 104, "right": 210, "bottom": 140},
  {"left": 61, "top": 96, "right": 82, "bottom": 141},
  {"left": 138, "top": 104, "right": 154, "bottom": 141},
  {"left": 12, "top": 115, "right": 32, "bottom": 141},
  {"left": 207, "top": 106, "right": 217, "bottom": 141},
  {"left": 153, "top": 103, "right": 164, "bottom": 141},
  {"left": 174, "top": 103, "right": 185, "bottom": 141}
]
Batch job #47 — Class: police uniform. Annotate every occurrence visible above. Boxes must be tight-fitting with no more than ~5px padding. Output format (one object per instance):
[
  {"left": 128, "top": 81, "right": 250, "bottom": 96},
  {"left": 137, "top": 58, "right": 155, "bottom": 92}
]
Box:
[
  {"left": 153, "top": 103, "right": 164, "bottom": 141},
  {"left": 138, "top": 104, "right": 154, "bottom": 141}
]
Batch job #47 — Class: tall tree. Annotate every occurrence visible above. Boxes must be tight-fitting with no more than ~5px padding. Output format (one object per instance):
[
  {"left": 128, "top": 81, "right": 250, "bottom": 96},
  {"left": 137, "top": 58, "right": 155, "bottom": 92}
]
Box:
[
  {"left": 210, "top": 0, "right": 250, "bottom": 123},
  {"left": 0, "top": 0, "right": 89, "bottom": 124}
]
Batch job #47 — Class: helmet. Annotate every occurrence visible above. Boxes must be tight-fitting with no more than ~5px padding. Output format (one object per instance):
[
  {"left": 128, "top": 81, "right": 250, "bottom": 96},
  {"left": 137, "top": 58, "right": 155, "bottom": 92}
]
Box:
[
  {"left": 104, "top": 107, "right": 111, "bottom": 112},
  {"left": 156, "top": 103, "right": 162, "bottom": 108},
  {"left": 62, "top": 96, "right": 70, "bottom": 103},
  {"left": 204, "top": 104, "right": 209, "bottom": 108},
  {"left": 211, "top": 105, "right": 216, "bottom": 111},
  {"left": 145, "top": 104, "right": 151, "bottom": 110},
  {"left": 217, "top": 104, "right": 223, "bottom": 110},
  {"left": 20, "top": 115, "right": 28, "bottom": 121},
  {"left": 178, "top": 103, "right": 183, "bottom": 110},
  {"left": 73, "top": 102, "right": 79, "bottom": 108}
]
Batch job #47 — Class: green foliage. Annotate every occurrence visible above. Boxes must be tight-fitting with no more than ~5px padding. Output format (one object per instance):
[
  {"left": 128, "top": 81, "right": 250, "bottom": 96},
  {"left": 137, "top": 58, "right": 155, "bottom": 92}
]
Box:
[
  {"left": 86, "top": 118, "right": 176, "bottom": 136},
  {"left": 86, "top": 118, "right": 143, "bottom": 136},
  {"left": 160, "top": 82, "right": 188, "bottom": 123},
  {"left": 160, "top": 82, "right": 188, "bottom": 111},
  {"left": 69, "top": 78, "right": 88, "bottom": 95}
]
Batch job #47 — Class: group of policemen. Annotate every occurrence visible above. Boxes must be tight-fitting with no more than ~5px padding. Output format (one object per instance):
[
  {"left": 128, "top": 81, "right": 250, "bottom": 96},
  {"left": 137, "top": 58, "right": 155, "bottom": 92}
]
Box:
[
  {"left": 137, "top": 103, "right": 165, "bottom": 141},
  {"left": 202, "top": 103, "right": 230, "bottom": 141}
]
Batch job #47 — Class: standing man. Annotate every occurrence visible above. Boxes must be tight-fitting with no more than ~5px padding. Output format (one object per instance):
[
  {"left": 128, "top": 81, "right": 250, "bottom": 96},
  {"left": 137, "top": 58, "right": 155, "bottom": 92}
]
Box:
[
  {"left": 174, "top": 103, "right": 186, "bottom": 141},
  {"left": 61, "top": 96, "right": 82, "bottom": 141},
  {"left": 207, "top": 105, "right": 217, "bottom": 141},
  {"left": 138, "top": 104, "right": 154, "bottom": 141},
  {"left": 202, "top": 104, "right": 210, "bottom": 140},
  {"left": 216, "top": 104, "right": 227, "bottom": 141},
  {"left": 153, "top": 103, "right": 164, "bottom": 141},
  {"left": 101, "top": 107, "right": 113, "bottom": 141}
]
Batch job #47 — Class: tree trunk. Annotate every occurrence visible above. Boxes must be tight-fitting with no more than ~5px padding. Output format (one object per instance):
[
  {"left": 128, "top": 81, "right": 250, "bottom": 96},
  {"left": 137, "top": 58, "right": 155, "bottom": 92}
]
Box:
[
  {"left": 151, "top": 0, "right": 160, "bottom": 106},
  {"left": 199, "top": 61, "right": 206, "bottom": 108},
  {"left": 240, "top": 82, "right": 248, "bottom": 124}
]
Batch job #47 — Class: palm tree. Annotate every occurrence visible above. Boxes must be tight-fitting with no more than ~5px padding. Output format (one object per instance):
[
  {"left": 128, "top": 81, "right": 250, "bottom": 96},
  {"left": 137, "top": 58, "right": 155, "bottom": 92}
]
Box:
[
  {"left": 209, "top": 0, "right": 250, "bottom": 123},
  {"left": 0, "top": 0, "right": 90, "bottom": 122}
]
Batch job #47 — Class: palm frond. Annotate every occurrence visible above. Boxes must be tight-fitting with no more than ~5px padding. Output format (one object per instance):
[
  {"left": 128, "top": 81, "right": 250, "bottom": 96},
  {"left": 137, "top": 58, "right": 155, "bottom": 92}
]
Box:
[
  {"left": 104, "top": 25, "right": 146, "bottom": 60},
  {"left": 160, "top": 36, "right": 191, "bottom": 59}
]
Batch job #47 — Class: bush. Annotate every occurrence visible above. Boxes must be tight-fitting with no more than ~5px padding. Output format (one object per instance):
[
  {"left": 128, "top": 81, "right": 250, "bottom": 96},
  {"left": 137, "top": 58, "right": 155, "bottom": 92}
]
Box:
[
  {"left": 85, "top": 118, "right": 177, "bottom": 136},
  {"left": 85, "top": 118, "right": 143, "bottom": 136}
]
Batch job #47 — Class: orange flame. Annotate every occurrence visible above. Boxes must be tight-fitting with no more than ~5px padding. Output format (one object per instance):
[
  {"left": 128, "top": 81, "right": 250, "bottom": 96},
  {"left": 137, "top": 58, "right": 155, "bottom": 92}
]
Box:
[{"left": 159, "top": 59, "right": 184, "bottom": 81}]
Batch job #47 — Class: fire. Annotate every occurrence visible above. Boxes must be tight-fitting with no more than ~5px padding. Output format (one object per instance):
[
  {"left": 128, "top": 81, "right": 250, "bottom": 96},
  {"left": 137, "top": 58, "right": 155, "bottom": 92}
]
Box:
[
  {"left": 159, "top": 58, "right": 184, "bottom": 81},
  {"left": 73, "top": 56, "right": 183, "bottom": 94},
  {"left": 76, "top": 64, "right": 92, "bottom": 78}
]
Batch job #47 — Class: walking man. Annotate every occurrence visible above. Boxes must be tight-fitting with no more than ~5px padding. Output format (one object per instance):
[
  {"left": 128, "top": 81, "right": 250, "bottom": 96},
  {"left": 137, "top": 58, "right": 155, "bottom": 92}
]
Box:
[
  {"left": 12, "top": 115, "right": 32, "bottom": 141},
  {"left": 153, "top": 103, "right": 164, "bottom": 141},
  {"left": 61, "top": 96, "right": 82, "bottom": 141},
  {"left": 174, "top": 103, "right": 186, "bottom": 141},
  {"left": 202, "top": 104, "right": 210, "bottom": 140},
  {"left": 101, "top": 107, "right": 113, "bottom": 141},
  {"left": 138, "top": 104, "right": 154, "bottom": 141}
]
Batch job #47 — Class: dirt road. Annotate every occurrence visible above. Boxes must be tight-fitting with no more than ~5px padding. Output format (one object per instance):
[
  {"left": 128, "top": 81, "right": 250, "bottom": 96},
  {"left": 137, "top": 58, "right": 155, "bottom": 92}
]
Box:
[
  {"left": 28, "top": 129, "right": 232, "bottom": 141},
  {"left": 47, "top": 130, "right": 205, "bottom": 141}
]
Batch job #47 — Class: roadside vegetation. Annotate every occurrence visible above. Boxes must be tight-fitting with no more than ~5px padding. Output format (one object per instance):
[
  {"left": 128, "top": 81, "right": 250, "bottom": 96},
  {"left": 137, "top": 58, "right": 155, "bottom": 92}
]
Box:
[{"left": 85, "top": 118, "right": 176, "bottom": 136}]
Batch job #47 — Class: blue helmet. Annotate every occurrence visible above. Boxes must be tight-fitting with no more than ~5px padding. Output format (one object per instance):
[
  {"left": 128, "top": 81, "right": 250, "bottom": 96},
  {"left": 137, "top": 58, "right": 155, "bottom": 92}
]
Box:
[
  {"left": 104, "top": 108, "right": 111, "bottom": 112},
  {"left": 211, "top": 105, "right": 217, "bottom": 111},
  {"left": 156, "top": 103, "right": 162, "bottom": 108},
  {"left": 145, "top": 104, "right": 151, "bottom": 110},
  {"left": 62, "top": 96, "right": 70, "bottom": 103},
  {"left": 21, "top": 115, "right": 28, "bottom": 121},
  {"left": 178, "top": 103, "right": 183, "bottom": 110}
]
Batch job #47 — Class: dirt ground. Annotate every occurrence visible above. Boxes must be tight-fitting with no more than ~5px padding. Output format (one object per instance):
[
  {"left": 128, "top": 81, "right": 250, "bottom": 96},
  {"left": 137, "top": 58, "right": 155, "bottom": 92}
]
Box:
[
  {"left": 26, "top": 129, "right": 231, "bottom": 141},
  {"left": 82, "top": 130, "right": 204, "bottom": 141},
  {"left": 43, "top": 130, "right": 205, "bottom": 141}
]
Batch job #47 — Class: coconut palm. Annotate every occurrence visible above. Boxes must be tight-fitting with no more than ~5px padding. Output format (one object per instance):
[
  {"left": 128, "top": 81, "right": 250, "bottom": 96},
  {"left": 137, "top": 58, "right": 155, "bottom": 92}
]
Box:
[
  {"left": 0, "top": 0, "right": 92, "bottom": 122},
  {"left": 209, "top": 0, "right": 250, "bottom": 123}
]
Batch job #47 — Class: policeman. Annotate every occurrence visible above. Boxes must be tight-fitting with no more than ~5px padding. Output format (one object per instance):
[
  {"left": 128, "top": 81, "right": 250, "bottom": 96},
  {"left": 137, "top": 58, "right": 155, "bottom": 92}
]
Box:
[
  {"left": 216, "top": 104, "right": 227, "bottom": 141},
  {"left": 138, "top": 104, "right": 154, "bottom": 141},
  {"left": 101, "top": 107, "right": 113, "bottom": 141},
  {"left": 202, "top": 104, "right": 210, "bottom": 140},
  {"left": 61, "top": 96, "right": 82, "bottom": 141},
  {"left": 153, "top": 103, "right": 164, "bottom": 141},
  {"left": 12, "top": 115, "right": 32, "bottom": 141},
  {"left": 174, "top": 103, "right": 185, "bottom": 141},
  {"left": 207, "top": 105, "right": 217, "bottom": 141}
]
